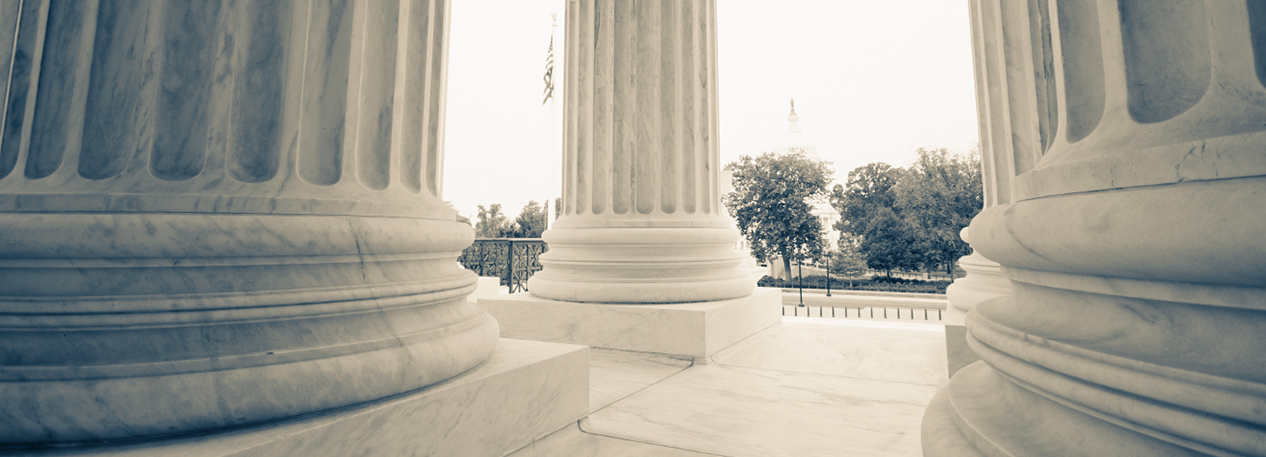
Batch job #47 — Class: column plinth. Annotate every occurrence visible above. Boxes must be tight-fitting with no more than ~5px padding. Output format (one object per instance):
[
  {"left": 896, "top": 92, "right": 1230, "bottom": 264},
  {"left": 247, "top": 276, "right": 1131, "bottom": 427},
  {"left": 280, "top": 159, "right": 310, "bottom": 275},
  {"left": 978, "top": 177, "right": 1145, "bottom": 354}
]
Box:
[
  {"left": 0, "top": 0, "right": 499, "bottom": 446},
  {"left": 527, "top": 0, "right": 754, "bottom": 304}
]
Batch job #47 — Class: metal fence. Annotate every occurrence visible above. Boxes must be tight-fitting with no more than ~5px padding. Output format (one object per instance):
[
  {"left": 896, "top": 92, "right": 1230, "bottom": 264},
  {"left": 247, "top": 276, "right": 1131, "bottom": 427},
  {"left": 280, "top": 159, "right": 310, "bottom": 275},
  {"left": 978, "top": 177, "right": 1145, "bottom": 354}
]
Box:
[
  {"left": 457, "top": 238, "right": 547, "bottom": 293},
  {"left": 783, "top": 304, "right": 944, "bottom": 322}
]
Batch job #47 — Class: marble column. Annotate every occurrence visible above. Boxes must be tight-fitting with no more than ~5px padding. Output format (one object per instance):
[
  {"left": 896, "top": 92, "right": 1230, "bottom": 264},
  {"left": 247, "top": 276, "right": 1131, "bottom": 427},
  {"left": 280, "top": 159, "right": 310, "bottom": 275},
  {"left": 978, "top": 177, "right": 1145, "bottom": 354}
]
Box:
[
  {"left": 527, "top": 0, "right": 754, "bottom": 304},
  {"left": 0, "top": 0, "right": 498, "bottom": 446},
  {"left": 924, "top": 0, "right": 1266, "bottom": 455}
]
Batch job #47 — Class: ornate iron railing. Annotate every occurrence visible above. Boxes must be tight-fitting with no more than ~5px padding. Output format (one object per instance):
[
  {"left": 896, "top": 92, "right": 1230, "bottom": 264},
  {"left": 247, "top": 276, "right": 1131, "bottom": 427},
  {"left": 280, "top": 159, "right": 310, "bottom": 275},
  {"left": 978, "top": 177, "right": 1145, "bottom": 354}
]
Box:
[{"left": 457, "top": 238, "right": 548, "bottom": 293}]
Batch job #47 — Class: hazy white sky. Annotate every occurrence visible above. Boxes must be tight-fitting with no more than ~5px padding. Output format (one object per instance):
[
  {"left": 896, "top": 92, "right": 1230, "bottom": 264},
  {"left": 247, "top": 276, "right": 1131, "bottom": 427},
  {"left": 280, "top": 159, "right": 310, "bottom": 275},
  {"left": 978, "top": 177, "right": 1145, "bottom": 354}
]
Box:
[{"left": 444, "top": 0, "right": 978, "bottom": 220}]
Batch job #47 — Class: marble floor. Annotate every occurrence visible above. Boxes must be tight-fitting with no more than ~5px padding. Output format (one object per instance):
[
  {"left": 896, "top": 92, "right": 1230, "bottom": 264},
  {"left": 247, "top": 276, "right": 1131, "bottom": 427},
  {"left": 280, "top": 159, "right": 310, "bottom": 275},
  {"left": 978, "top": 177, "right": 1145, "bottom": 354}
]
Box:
[{"left": 507, "top": 317, "right": 948, "bottom": 457}]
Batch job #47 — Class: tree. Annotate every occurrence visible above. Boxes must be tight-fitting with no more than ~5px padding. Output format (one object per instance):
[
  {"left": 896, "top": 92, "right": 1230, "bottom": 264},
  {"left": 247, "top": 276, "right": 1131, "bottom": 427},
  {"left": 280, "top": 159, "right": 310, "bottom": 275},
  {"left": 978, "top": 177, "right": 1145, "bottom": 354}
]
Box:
[
  {"left": 858, "top": 207, "right": 919, "bottom": 275},
  {"left": 446, "top": 201, "right": 472, "bottom": 226},
  {"left": 723, "top": 152, "right": 832, "bottom": 279},
  {"left": 475, "top": 204, "right": 511, "bottom": 238},
  {"left": 831, "top": 163, "right": 918, "bottom": 276},
  {"left": 893, "top": 147, "right": 982, "bottom": 274},
  {"left": 505, "top": 200, "right": 547, "bottom": 238},
  {"left": 829, "top": 234, "right": 868, "bottom": 287}
]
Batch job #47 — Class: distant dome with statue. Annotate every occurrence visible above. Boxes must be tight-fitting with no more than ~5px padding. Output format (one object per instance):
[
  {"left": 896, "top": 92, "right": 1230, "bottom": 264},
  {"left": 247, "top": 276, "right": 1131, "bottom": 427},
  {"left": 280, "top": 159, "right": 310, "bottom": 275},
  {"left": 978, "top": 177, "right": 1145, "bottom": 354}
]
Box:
[{"left": 771, "top": 99, "right": 820, "bottom": 159}]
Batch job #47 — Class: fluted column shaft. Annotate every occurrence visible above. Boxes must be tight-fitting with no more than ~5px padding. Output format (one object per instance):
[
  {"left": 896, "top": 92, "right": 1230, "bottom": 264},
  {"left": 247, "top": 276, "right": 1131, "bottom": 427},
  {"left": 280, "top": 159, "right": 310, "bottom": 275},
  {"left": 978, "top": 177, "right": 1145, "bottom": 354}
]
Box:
[
  {"left": 924, "top": 1, "right": 1266, "bottom": 455},
  {"left": 0, "top": 0, "right": 498, "bottom": 446},
  {"left": 528, "top": 0, "right": 753, "bottom": 303}
]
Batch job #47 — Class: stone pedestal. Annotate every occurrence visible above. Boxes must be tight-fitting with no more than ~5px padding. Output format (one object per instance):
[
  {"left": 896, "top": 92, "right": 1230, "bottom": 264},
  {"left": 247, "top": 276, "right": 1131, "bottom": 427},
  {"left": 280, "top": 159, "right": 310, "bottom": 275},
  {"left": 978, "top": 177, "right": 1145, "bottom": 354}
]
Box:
[
  {"left": 0, "top": 1, "right": 515, "bottom": 449},
  {"left": 481, "top": 288, "right": 781, "bottom": 359},
  {"left": 527, "top": 0, "right": 754, "bottom": 305},
  {"left": 924, "top": 1, "right": 1266, "bottom": 455},
  {"left": 5, "top": 339, "right": 589, "bottom": 457},
  {"left": 942, "top": 228, "right": 1009, "bottom": 377}
]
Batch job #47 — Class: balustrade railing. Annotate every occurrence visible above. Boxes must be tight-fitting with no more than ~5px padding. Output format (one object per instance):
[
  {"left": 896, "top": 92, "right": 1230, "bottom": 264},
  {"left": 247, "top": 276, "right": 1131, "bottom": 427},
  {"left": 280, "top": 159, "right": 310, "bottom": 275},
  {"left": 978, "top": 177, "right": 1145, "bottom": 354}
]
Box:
[{"left": 457, "top": 238, "right": 548, "bottom": 293}]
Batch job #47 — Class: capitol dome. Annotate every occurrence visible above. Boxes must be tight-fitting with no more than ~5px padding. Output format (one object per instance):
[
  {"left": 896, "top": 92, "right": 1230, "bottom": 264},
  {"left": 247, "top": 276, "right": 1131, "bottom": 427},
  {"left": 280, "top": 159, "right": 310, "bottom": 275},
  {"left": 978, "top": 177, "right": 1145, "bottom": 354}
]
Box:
[{"left": 771, "top": 99, "right": 820, "bottom": 159}]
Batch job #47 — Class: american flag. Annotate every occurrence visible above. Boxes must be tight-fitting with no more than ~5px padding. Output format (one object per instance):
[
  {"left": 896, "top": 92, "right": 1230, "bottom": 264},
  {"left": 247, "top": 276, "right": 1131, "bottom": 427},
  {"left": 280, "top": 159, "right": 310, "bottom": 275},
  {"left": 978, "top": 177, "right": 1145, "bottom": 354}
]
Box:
[{"left": 542, "top": 34, "right": 555, "bottom": 105}]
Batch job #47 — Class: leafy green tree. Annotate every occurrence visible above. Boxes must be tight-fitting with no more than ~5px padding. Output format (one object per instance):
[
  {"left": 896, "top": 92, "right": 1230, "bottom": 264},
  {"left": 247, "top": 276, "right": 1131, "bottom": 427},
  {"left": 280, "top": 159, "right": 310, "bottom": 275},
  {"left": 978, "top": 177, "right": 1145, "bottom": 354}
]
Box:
[
  {"left": 831, "top": 162, "right": 918, "bottom": 275},
  {"left": 830, "top": 234, "right": 868, "bottom": 278},
  {"left": 505, "top": 200, "right": 547, "bottom": 238},
  {"left": 724, "top": 152, "right": 832, "bottom": 279},
  {"left": 475, "top": 204, "right": 511, "bottom": 238},
  {"left": 830, "top": 162, "right": 901, "bottom": 235},
  {"left": 858, "top": 207, "right": 919, "bottom": 275},
  {"left": 893, "top": 147, "right": 982, "bottom": 274}
]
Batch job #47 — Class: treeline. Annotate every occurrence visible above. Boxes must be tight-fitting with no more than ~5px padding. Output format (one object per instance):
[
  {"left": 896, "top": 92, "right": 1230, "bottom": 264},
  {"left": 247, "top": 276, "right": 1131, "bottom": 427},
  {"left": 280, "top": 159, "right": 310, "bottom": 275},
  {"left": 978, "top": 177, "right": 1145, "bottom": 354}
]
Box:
[
  {"left": 724, "top": 147, "right": 981, "bottom": 278},
  {"left": 832, "top": 148, "right": 981, "bottom": 274},
  {"left": 459, "top": 200, "right": 549, "bottom": 238}
]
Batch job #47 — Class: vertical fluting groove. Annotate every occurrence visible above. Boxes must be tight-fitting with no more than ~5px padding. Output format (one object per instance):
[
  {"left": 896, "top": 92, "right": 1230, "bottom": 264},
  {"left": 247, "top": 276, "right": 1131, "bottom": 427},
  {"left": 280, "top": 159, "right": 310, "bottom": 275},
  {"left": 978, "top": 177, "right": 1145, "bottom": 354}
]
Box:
[
  {"left": 0, "top": 0, "right": 21, "bottom": 179},
  {"left": 353, "top": 0, "right": 399, "bottom": 191},
  {"left": 1027, "top": 0, "right": 1057, "bottom": 155},
  {"left": 703, "top": 0, "right": 718, "bottom": 213},
  {"left": 228, "top": 1, "right": 289, "bottom": 183},
  {"left": 26, "top": 0, "right": 96, "bottom": 180},
  {"left": 633, "top": 0, "right": 659, "bottom": 215},
  {"left": 658, "top": 2, "right": 678, "bottom": 214},
  {"left": 969, "top": 0, "right": 999, "bottom": 207},
  {"left": 563, "top": 3, "right": 577, "bottom": 215},
  {"left": 695, "top": 0, "right": 709, "bottom": 214},
  {"left": 0, "top": 0, "right": 19, "bottom": 130},
  {"left": 611, "top": 0, "right": 632, "bottom": 214},
  {"left": 1119, "top": 0, "right": 1210, "bottom": 124},
  {"left": 151, "top": 0, "right": 218, "bottom": 181},
  {"left": 1055, "top": 0, "right": 1104, "bottom": 143},
  {"left": 79, "top": 0, "right": 153, "bottom": 181},
  {"left": 999, "top": 0, "right": 1036, "bottom": 177},
  {"left": 680, "top": 0, "right": 696, "bottom": 214},
  {"left": 393, "top": 0, "right": 422, "bottom": 193},
  {"left": 1251, "top": 1, "right": 1266, "bottom": 89},
  {"left": 981, "top": 0, "right": 1014, "bottom": 201},
  {"left": 1, "top": 0, "right": 44, "bottom": 180},
  {"left": 591, "top": 0, "right": 613, "bottom": 215},
  {"left": 412, "top": 0, "right": 435, "bottom": 195},
  {"left": 576, "top": 0, "right": 592, "bottom": 215},
  {"left": 296, "top": 0, "right": 352, "bottom": 187},
  {"left": 425, "top": 0, "right": 447, "bottom": 197}
]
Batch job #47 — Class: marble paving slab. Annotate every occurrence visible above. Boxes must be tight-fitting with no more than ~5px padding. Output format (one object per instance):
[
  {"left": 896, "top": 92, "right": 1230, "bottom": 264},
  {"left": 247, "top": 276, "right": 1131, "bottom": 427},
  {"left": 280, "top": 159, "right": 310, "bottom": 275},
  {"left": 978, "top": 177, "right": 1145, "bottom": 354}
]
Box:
[
  {"left": 589, "top": 349, "right": 693, "bottom": 413},
  {"left": 712, "top": 319, "right": 948, "bottom": 386},
  {"left": 582, "top": 364, "right": 938, "bottom": 457},
  {"left": 506, "top": 424, "right": 717, "bottom": 457}
]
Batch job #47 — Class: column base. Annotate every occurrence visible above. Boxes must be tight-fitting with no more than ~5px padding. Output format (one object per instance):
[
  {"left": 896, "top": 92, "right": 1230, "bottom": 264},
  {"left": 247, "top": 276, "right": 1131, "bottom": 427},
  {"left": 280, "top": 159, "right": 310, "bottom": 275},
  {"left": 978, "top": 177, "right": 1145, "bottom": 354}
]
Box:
[
  {"left": 479, "top": 288, "right": 781, "bottom": 359},
  {"left": 8, "top": 339, "right": 589, "bottom": 457},
  {"left": 941, "top": 307, "right": 980, "bottom": 379}
]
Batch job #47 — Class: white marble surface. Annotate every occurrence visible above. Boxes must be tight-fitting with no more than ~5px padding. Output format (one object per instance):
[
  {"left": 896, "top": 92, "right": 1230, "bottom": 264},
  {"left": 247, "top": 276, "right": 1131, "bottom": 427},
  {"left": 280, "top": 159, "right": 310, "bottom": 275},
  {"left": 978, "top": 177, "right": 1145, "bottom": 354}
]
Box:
[
  {"left": 481, "top": 288, "right": 781, "bottom": 358},
  {"left": 588, "top": 349, "right": 692, "bottom": 413},
  {"left": 528, "top": 0, "right": 755, "bottom": 304},
  {"left": 8, "top": 339, "right": 589, "bottom": 457},
  {"left": 507, "top": 424, "right": 713, "bottom": 457},
  {"left": 713, "top": 320, "right": 947, "bottom": 386},
  {"left": 583, "top": 363, "right": 937, "bottom": 457}
]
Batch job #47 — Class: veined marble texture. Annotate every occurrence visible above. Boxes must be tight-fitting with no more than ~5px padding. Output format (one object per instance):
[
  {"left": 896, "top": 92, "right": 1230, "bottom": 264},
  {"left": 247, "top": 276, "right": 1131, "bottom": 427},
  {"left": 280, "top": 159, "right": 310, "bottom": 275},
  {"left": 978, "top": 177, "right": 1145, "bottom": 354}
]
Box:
[
  {"left": 583, "top": 363, "right": 936, "bottom": 457},
  {"left": 588, "top": 349, "right": 692, "bottom": 413},
  {"left": 507, "top": 424, "right": 713, "bottom": 457},
  {"left": 713, "top": 319, "right": 948, "bottom": 386},
  {"left": 481, "top": 288, "right": 781, "bottom": 358},
  {"left": 3, "top": 339, "right": 589, "bottom": 457},
  {"left": 0, "top": 0, "right": 503, "bottom": 446}
]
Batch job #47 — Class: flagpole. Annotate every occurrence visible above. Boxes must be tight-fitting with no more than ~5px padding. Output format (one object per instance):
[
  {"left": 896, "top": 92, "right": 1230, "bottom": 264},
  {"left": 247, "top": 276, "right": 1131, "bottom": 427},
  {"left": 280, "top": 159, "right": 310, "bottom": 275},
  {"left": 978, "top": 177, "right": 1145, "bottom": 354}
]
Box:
[{"left": 548, "top": 11, "right": 559, "bottom": 231}]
